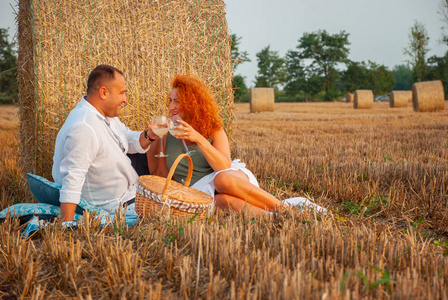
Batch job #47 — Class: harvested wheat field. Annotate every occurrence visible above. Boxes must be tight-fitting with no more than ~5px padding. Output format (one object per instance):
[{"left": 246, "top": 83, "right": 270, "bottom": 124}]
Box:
[{"left": 1, "top": 101, "right": 448, "bottom": 299}]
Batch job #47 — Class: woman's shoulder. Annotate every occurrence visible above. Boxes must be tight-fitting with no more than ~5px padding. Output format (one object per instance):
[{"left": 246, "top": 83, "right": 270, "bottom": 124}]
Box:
[
  {"left": 211, "top": 127, "right": 227, "bottom": 139},
  {"left": 209, "top": 128, "right": 230, "bottom": 147}
]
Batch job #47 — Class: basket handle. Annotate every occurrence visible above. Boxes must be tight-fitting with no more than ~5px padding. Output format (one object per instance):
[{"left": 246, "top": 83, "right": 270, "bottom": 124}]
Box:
[{"left": 161, "top": 154, "right": 193, "bottom": 202}]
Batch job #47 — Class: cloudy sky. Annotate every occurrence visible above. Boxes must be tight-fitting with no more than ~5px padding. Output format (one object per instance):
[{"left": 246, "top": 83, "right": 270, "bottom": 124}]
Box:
[{"left": 1, "top": 0, "right": 447, "bottom": 87}]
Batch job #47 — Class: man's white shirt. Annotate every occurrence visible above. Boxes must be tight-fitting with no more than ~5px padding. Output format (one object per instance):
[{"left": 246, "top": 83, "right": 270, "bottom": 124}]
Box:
[{"left": 52, "top": 97, "right": 149, "bottom": 211}]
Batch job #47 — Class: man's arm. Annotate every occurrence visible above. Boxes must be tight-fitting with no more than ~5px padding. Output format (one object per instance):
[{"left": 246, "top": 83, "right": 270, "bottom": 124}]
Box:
[
  {"left": 61, "top": 203, "right": 78, "bottom": 222},
  {"left": 139, "top": 126, "right": 158, "bottom": 150},
  {"left": 58, "top": 125, "right": 97, "bottom": 221}
]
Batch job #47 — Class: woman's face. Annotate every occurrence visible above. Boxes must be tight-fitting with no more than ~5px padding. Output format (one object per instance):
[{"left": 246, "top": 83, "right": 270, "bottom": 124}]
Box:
[{"left": 169, "top": 88, "right": 186, "bottom": 120}]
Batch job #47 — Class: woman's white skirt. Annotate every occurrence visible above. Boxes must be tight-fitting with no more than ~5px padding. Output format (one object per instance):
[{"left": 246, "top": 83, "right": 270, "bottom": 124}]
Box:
[{"left": 191, "top": 159, "right": 259, "bottom": 197}]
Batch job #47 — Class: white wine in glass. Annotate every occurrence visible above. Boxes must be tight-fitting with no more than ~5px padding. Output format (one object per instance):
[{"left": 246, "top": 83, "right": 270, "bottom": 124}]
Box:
[
  {"left": 169, "top": 116, "right": 196, "bottom": 156},
  {"left": 152, "top": 115, "right": 169, "bottom": 157}
]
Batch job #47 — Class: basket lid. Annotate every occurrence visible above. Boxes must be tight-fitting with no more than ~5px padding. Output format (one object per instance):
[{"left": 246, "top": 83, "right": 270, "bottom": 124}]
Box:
[{"left": 138, "top": 175, "right": 212, "bottom": 205}]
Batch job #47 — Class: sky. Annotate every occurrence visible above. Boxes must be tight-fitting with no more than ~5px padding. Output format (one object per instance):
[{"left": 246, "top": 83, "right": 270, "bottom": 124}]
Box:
[
  {"left": 0, "top": 2, "right": 16, "bottom": 42},
  {"left": 1, "top": 0, "right": 447, "bottom": 87},
  {"left": 225, "top": 0, "right": 448, "bottom": 86}
]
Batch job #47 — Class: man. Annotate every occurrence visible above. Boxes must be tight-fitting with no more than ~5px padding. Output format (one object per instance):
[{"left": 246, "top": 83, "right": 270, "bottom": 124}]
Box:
[{"left": 52, "top": 65, "right": 158, "bottom": 221}]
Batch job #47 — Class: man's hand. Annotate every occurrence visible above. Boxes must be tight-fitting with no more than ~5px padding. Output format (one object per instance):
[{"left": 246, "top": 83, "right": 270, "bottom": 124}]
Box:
[
  {"left": 61, "top": 203, "right": 78, "bottom": 222},
  {"left": 139, "top": 125, "right": 158, "bottom": 149},
  {"left": 146, "top": 125, "right": 159, "bottom": 140}
]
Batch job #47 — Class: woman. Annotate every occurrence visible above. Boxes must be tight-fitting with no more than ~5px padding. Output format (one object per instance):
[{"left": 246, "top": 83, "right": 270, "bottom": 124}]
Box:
[{"left": 147, "top": 74, "right": 323, "bottom": 215}]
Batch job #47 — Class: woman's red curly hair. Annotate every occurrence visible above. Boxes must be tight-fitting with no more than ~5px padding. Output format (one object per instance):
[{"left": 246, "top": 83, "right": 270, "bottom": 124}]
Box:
[{"left": 169, "top": 74, "right": 222, "bottom": 140}]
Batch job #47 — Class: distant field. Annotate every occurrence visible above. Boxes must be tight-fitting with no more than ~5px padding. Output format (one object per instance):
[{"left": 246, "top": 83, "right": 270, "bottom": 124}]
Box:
[
  {"left": 0, "top": 105, "right": 18, "bottom": 129},
  {"left": 1, "top": 102, "right": 448, "bottom": 298},
  {"left": 234, "top": 101, "right": 448, "bottom": 204}
]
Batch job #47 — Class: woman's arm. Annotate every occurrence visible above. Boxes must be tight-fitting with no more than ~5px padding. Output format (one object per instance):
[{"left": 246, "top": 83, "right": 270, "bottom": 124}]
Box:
[
  {"left": 174, "top": 120, "right": 231, "bottom": 171},
  {"left": 197, "top": 128, "right": 231, "bottom": 171}
]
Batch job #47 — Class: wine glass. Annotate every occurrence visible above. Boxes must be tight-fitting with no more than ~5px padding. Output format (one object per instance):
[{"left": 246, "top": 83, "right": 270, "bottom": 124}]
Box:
[
  {"left": 169, "top": 115, "right": 196, "bottom": 156},
  {"left": 152, "top": 115, "right": 169, "bottom": 157}
]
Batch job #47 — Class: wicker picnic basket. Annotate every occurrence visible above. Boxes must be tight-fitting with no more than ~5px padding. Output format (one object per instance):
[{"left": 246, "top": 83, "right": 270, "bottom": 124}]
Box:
[{"left": 135, "top": 154, "right": 213, "bottom": 218}]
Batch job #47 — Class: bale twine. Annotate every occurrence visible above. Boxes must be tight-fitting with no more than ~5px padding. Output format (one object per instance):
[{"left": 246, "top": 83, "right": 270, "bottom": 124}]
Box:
[
  {"left": 390, "top": 91, "right": 411, "bottom": 108},
  {"left": 249, "top": 88, "right": 275, "bottom": 113},
  {"left": 17, "top": 0, "right": 234, "bottom": 180},
  {"left": 353, "top": 90, "right": 373, "bottom": 109},
  {"left": 412, "top": 80, "right": 445, "bottom": 112},
  {"left": 345, "top": 92, "right": 353, "bottom": 103}
]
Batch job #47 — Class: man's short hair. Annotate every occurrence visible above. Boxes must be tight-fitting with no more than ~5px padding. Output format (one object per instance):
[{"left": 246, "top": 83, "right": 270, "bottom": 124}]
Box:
[{"left": 87, "top": 65, "right": 123, "bottom": 95}]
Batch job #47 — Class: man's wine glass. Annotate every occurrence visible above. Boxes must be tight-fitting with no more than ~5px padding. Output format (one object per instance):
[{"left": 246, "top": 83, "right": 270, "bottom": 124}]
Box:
[
  {"left": 152, "top": 116, "right": 169, "bottom": 157},
  {"left": 169, "top": 115, "right": 196, "bottom": 156}
]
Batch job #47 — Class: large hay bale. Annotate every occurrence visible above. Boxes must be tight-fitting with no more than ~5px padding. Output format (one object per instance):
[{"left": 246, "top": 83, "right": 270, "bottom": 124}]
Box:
[
  {"left": 345, "top": 92, "right": 353, "bottom": 103},
  {"left": 353, "top": 90, "right": 373, "bottom": 109},
  {"left": 17, "top": 0, "right": 233, "bottom": 180},
  {"left": 390, "top": 91, "right": 411, "bottom": 108},
  {"left": 249, "top": 88, "right": 274, "bottom": 113},
  {"left": 412, "top": 80, "right": 445, "bottom": 112}
]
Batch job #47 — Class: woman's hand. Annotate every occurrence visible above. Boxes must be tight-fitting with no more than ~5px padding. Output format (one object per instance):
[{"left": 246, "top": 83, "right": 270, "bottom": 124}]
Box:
[{"left": 172, "top": 119, "right": 203, "bottom": 143}]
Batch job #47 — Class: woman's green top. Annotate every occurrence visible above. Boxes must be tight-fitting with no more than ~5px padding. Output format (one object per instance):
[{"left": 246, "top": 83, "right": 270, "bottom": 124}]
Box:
[{"left": 165, "top": 133, "right": 214, "bottom": 185}]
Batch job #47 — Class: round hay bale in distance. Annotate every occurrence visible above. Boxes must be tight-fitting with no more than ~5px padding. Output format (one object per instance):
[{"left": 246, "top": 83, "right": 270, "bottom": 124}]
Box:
[
  {"left": 390, "top": 91, "right": 411, "bottom": 108},
  {"left": 249, "top": 88, "right": 274, "bottom": 113},
  {"left": 412, "top": 80, "right": 445, "bottom": 112},
  {"left": 345, "top": 92, "right": 353, "bottom": 103},
  {"left": 353, "top": 90, "right": 373, "bottom": 109}
]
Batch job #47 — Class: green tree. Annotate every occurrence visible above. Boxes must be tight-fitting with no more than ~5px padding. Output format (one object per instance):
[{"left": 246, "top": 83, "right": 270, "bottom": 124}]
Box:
[
  {"left": 440, "top": 0, "right": 448, "bottom": 45},
  {"left": 254, "top": 45, "right": 286, "bottom": 89},
  {"left": 284, "top": 50, "right": 324, "bottom": 102},
  {"left": 232, "top": 75, "right": 248, "bottom": 102},
  {"left": 297, "top": 30, "right": 350, "bottom": 100},
  {"left": 368, "top": 62, "right": 395, "bottom": 96},
  {"left": 392, "top": 64, "right": 413, "bottom": 90},
  {"left": 341, "top": 61, "right": 395, "bottom": 96},
  {"left": 404, "top": 21, "right": 430, "bottom": 82},
  {"left": 231, "top": 34, "right": 250, "bottom": 71},
  {"left": 426, "top": 52, "right": 448, "bottom": 98},
  {"left": 433, "top": 2, "right": 448, "bottom": 97},
  {"left": 230, "top": 34, "right": 250, "bottom": 102},
  {"left": 341, "top": 61, "right": 370, "bottom": 93},
  {"left": 0, "top": 28, "right": 17, "bottom": 104}
]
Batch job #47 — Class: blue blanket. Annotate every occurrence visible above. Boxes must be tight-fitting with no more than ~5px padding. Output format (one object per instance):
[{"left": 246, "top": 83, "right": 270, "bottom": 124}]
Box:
[{"left": 0, "top": 174, "right": 139, "bottom": 237}]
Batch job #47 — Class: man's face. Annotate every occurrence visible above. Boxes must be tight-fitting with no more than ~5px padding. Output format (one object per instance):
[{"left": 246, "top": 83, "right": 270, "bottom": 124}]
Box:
[{"left": 103, "top": 72, "right": 127, "bottom": 117}]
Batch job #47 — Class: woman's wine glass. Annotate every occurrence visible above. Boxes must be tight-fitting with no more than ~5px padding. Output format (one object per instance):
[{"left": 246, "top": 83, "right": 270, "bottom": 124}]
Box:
[
  {"left": 169, "top": 115, "right": 196, "bottom": 156},
  {"left": 152, "top": 115, "right": 169, "bottom": 157}
]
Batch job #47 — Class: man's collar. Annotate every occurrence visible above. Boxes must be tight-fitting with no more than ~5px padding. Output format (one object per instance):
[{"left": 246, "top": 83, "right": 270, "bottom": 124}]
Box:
[{"left": 80, "top": 96, "right": 106, "bottom": 120}]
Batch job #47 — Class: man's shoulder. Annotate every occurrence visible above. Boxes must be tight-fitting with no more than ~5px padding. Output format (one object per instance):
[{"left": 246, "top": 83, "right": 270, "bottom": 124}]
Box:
[
  {"left": 64, "top": 104, "right": 103, "bottom": 127},
  {"left": 58, "top": 109, "right": 102, "bottom": 141}
]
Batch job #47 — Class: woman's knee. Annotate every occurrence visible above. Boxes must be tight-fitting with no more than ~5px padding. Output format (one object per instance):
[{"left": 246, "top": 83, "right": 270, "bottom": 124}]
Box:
[
  {"left": 214, "top": 172, "right": 229, "bottom": 190},
  {"left": 214, "top": 171, "right": 246, "bottom": 191}
]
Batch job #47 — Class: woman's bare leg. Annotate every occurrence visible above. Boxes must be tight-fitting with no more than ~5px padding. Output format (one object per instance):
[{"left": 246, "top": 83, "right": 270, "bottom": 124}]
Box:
[
  {"left": 215, "top": 194, "right": 269, "bottom": 215},
  {"left": 214, "top": 170, "right": 287, "bottom": 212}
]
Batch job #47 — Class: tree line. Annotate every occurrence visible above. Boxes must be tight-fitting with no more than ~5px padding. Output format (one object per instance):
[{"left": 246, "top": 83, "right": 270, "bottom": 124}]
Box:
[
  {"left": 232, "top": 13, "right": 448, "bottom": 102},
  {"left": 0, "top": 28, "right": 17, "bottom": 104},
  {"left": 1, "top": 4, "right": 447, "bottom": 106}
]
